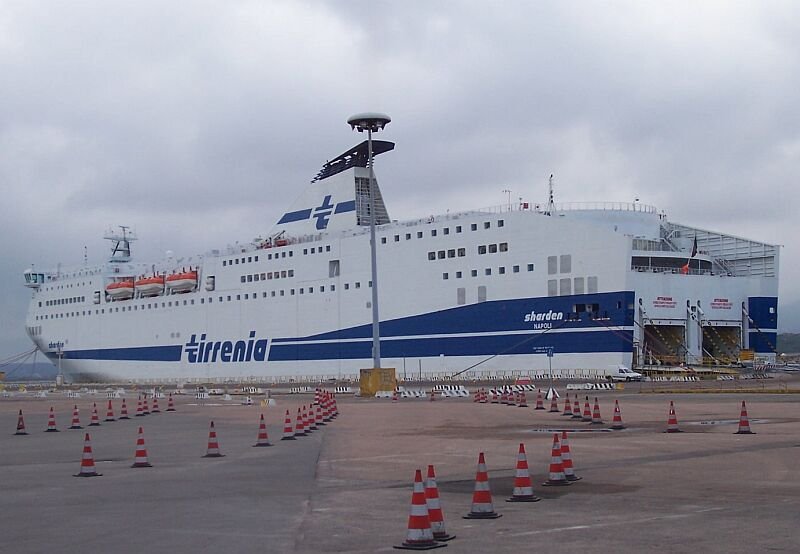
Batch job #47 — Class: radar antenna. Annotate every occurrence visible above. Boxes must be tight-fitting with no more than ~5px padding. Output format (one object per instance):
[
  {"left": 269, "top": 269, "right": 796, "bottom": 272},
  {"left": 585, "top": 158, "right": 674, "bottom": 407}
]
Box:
[
  {"left": 546, "top": 174, "right": 555, "bottom": 216},
  {"left": 104, "top": 225, "right": 137, "bottom": 263}
]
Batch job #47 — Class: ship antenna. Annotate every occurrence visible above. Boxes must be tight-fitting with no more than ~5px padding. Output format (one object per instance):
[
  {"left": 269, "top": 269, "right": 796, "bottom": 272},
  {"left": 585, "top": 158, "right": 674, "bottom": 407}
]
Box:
[
  {"left": 546, "top": 174, "right": 555, "bottom": 216},
  {"left": 84, "top": 245, "right": 88, "bottom": 266}
]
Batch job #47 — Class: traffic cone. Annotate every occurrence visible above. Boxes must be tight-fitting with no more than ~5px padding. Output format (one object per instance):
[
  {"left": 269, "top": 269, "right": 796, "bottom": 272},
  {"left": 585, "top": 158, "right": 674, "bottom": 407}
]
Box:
[
  {"left": 331, "top": 395, "right": 338, "bottom": 417},
  {"left": 294, "top": 407, "right": 306, "bottom": 437},
  {"left": 14, "top": 409, "right": 27, "bottom": 435},
  {"left": 45, "top": 406, "right": 59, "bottom": 432},
  {"left": 74, "top": 433, "right": 102, "bottom": 477},
  {"left": 119, "top": 398, "right": 130, "bottom": 419},
  {"left": 322, "top": 395, "right": 332, "bottom": 421},
  {"left": 473, "top": 390, "right": 479, "bottom": 403},
  {"left": 491, "top": 391, "right": 499, "bottom": 404},
  {"left": 425, "top": 465, "right": 455, "bottom": 541},
  {"left": 735, "top": 400, "right": 755, "bottom": 434},
  {"left": 665, "top": 401, "right": 682, "bottom": 433},
  {"left": 463, "top": 452, "right": 501, "bottom": 519},
  {"left": 89, "top": 403, "right": 101, "bottom": 426},
  {"left": 560, "top": 431, "right": 581, "bottom": 482},
  {"left": 581, "top": 397, "right": 592, "bottom": 422},
  {"left": 202, "top": 421, "right": 225, "bottom": 457},
  {"left": 611, "top": 399, "right": 625, "bottom": 430},
  {"left": 542, "top": 433, "right": 570, "bottom": 486},
  {"left": 142, "top": 396, "right": 150, "bottom": 415},
  {"left": 315, "top": 403, "right": 325, "bottom": 426},
  {"left": 571, "top": 396, "right": 582, "bottom": 419},
  {"left": 303, "top": 405, "right": 313, "bottom": 433},
  {"left": 105, "top": 399, "right": 116, "bottom": 422},
  {"left": 548, "top": 393, "right": 559, "bottom": 413},
  {"left": 479, "top": 389, "right": 487, "bottom": 404},
  {"left": 69, "top": 405, "right": 82, "bottom": 429},
  {"left": 394, "top": 469, "right": 444, "bottom": 550},
  {"left": 507, "top": 443, "right": 540, "bottom": 502},
  {"left": 131, "top": 427, "right": 152, "bottom": 468},
  {"left": 591, "top": 397, "right": 603, "bottom": 424},
  {"left": 518, "top": 392, "right": 528, "bottom": 408},
  {"left": 429, "top": 389, "right": 436, "bottom": 402},
  {"left": 562, "top": 394, "right": 573, "bottom": 416},
  {"left": 253, "top": 413, "right": 272, "bottom": 447},
  {"left": 166, "top": 393, "right": 176, "bottom": 412},
  {"left": 281, "top": 410, "right": 296, "bottom": 440},
  {"left": 500, "top": 390, "right": 508, "bottom": 405},
  {"left": 135, "top": 396, "right": 144, "bottom": 417},
  {"left": 392, "top": 390, "right": 399, "bottom": 403},
  {"left": 534, "top": 389, "right": 545, "bottom": 410},
  {"left": 151, "top": 395, "right": 161, "bottom": 413}
]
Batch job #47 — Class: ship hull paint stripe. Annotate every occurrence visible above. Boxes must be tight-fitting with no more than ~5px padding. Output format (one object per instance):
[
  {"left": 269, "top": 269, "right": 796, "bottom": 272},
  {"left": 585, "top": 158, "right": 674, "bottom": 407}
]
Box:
[{"left": 46, "top": 346, "right": 182, "bottom": 362}]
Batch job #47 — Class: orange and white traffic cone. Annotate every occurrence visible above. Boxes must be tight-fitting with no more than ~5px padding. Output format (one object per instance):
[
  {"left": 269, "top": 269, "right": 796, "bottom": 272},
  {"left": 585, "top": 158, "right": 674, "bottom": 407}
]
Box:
[
  {"left": 131, "top": 427, "right": 153, "bottom": 468},
  {"left": 89, "top": 403, "right": 101, "bottom": 426},
  {"left": 463, "top": 452, "right": 501, "bottom": 519},
  {"left": 281, "top": 410, "right": 296, "bottom": 440},
  {"left": 665, "top": 401, "right": 682, "bottom": 433},
  {"left": 548, "top": 393, "right": 559, "bottom": 413},
  {"left": 479, "top": 389, "right": 487, "bottom": 404},
  {"left": 507, "top": 443, "right": 540, "bottom": 502},
  {"left": 45, "top": 406, "right": 59, "bottom": 432},
  {"left": 69, "top": 405, "right": 82, "bottom": 429},
  {"left": 429, "top": 389, "right": 436, "bottom": 402},
  {"left": 560, "top": 431, "right": 581, "bottom": 482},
  {"left": 105, "top": 399, "right": 116, "bottom": 422},
  {"left": 166, "top": 393, "right": 176, "bottom": 412},
  {"left": 119, "top": 398, "right": 130, "bottom": 419},
  {"left": 202, "top": 421, "right": 225, "bottom": 458},
  {"left": 392, "top": 390, "right": 399, "bottom": 403},
  {"left": 14, "top": 409, "right": 28, "bottom": 435},
  {"left": 581, "top": 397, "right": 592, "bottom": 422},
  {"left": 491, "top": 391, "right": 499, "bottom": 404},
  {"left": 151, "top": 395, "right": 161, "bottom": 413},
  {"left": 303, "top": 405, "right": 313, "bottom": 433},
  {"left": 315, "top": 403, "right": 325, "bottom": 426},
  {"left": 473, "top": 390, "right": 479, "bottom": 403},
  {"left": 571, "top": 396, "right": 582, "bottom": 419},
  {"left": 142, "top": 396, "right": 150, "bottom": 415},
  {"left": 591, "top": 397, "right": 603, "bottom": 425},
  {"left": 735, "top": 400, "right": 755, "bottom": 434},
  {"left": 294, "top": 407, "right": 306, "bottom": 437},
  {"left": 562, "top": 394, "right": 573, "bottom": 417},
  {"left": 395, "top": 469, "right": 444, "bottom": 550},
  {"left": 331, "top": 395, "right": 338, "bottom": 417},
  {"left": 425, "top": 465, "right": 455, "bottom": 541},
  {"left": 542, "top": 433, "right": 570, "bottom": 486},
  {"left": 500, "top": 390, "right": 508, "bottom": 405},
  {"left": 135, "top": 396, "right": 144, "bottom": 417},
  {"left": 74, "top": 433, "right": 102, "bottom": 477},
  {"left": 253, "top": 413, "right": 272, "bottom": 447},
  {"left": 534, "top": 389, "right": 545, "bottom": 410},
  {"left": 518, "top": 392, "right": 528, "bottom": 408},
  {"left": 610, "top": 399, "right": 625, "bottom": 430}
]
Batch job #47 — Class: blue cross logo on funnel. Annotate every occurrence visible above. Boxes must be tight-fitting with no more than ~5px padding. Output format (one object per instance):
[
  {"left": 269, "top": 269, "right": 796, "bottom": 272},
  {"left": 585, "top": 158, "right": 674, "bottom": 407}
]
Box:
[{"left": 312, "top": 195, "right": 335, "bottom": 230}]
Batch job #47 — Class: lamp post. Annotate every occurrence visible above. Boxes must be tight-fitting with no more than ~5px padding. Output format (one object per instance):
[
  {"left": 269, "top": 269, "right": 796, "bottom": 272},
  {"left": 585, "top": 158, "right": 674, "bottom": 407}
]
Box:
[{"left": 347, "top": 112, "right": 391, "bottom": 369}]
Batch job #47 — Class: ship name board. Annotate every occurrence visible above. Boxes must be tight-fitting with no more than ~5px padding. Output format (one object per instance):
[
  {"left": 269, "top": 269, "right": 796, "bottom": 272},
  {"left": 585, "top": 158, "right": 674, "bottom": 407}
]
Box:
[
  {"left": 184, "top": 331, "right": 269, "bottom": 364},
  {"left": 524, "top": 309, "right": 564, "bottom": 330}
]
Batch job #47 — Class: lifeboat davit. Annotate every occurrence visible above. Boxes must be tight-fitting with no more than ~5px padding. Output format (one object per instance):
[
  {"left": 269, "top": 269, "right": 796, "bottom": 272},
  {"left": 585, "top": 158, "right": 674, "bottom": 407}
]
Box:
[
  {"left": 106, "top": 279, "right": 134, "bottom": 300},
  {"left": 134, "top": 275, "right": 165, "bottom": 297},
  {"left": 166, "top": 269, "right": 198, "bottom": 293}
]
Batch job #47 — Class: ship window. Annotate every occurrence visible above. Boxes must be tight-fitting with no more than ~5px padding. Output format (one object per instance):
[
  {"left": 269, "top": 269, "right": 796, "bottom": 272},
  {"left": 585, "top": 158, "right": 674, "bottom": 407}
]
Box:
[
  {"left": 271, "top": 291, "right": 276, "bottom": 297},
  {"left": 200, "top": 299, "right": 204, "bottom": 304},
  {"left": 311, "top": 248, "right": 316, "bottom": 254},
  {"left": 241, "top": 258, "right": 246, "bottom": 263},
  {"left": 281, "top": 270, "right": 287, "bottom": 278},
  {"left": 444, "top": 227, "right": 450, "bottom": 235},
  {"left": 235, "top": 259, "right": 239, "bottom": 265},
  {"left": 227, "top": 295, "right": 232, "bottom": 301},
  {"left": 560, "top": 278, "right": 571, "bottom": 296},
  {"left": 499, "top": 266, "right": 506, "bottom": 275},
  {"left": 447, "top": 249, "right": 456, "bottom": 258},
  {"left": 484, "top": 222, "right": 490, "bottom": 229},
  {"left": 527, "top": 263, "right": 534, "bottom": 272},
  {"left": 513, "top": 265, "right": 520, "bottom": 273},
  {"left": 329, "top": 260, "right": 340, "bottom": 277},
  {"left": 254, "top": 274, "right": 260, "bottom": 281},
  {"left": 280, "top": 290, "right": 285, "bottom": 296},
  {"left": 309, "top": 287, "right": 314, "bottom": 293},
  {"left": 417, "top": 231, "right": 423, "bottom": 238},
  {"left": 587, "top": 276, "right": 598, "bottom": 293},
  {"left": 574, "top": 277, "right": 585, "bottom": 295},
  {"left": 547, "top": 256, "right": 557, "bottom": 274},
  {"left": 471, "top": 269, "right": 478, "bottom": 277},
  {"left": 499, "top": 242, "right": 508, "bottom": 252},
  {"left": 304, "top": 249, "right": 308, "bottom": 255},
  {"left": 437, "top": 250, "right": 445, "bottom": 259},
  {"left": 218, "top": 297, "right": 222, "bottom": 302},
  {"left": 428, "top": 252, "right": 436, "bottom": 261},
  {"left": 443, "top": 272, "right": 449, "bottom": 280},
  {"left": 457, "top": 287, "right": 466, "bottom": 305},
  {"left": 547, "top": 280, "right": 558, "bottom": 297},
  {"left": 560, "top": 255, "right": 572, "bottom": 273},
  {"left": 394, "top": 235, "right": 400, "bottom": 242},
  {"left": 381, "top": 237, "right": 387, "bottom": 244},
  {"left": 240, "top": 276, "right": 246, "bottom": 283},
  {"left": 247, "top": 275, "right": 253, "bottom": 282},
  {"left": 471, "top": 223, "right": 477, "bottom": 231},
  {"left": 168, "top": 302, "right": 172, "bottom": 307},
  {"left": 261, "top": 273, "right": 266, "bottom": 280},
  {"left": 320, "top": 285, "right": 325, "bottom": 292},
  {"left": 244, "top": 294, "right": 249, "bottom": 299},
  {"left": 431, "top": 229, "right": 437, "bottom": 237},
  {"left": 299, "top": 288, "right": 304, "bottom": 294},
  {"left": 255, "top": 256, "right": 259, "bottom": 262},
  {"left": 345, "top": 283, "right": 350, "bottom": 290},
  {"left": 456, "top": 226, "right": 462, "bottom": 233},
  {"left": 489, "top": 244, "right": 498, "bottom": 254},
  {"left": 291, "top": 289, "right": 295, "bottom": 295},
  {"left": 406, "top": 233, "right": 411, "bottom": 240},
  {"left": 326, "top": 245, "right": 331, "bottom": 252},
  {"left": 263, "top": 292, "right": 267, "bottom": 298},
  {"left": 456, "top": 271, "right": 462, "bottom": 278},
  {"left": 331, "top": 284, "right": 336, "bottom": 291},
  {"left": 498, "top": 219, "right": 504, "bottom": 227},
  {"left": 458, "top": 248, "right": 466, "bottom": 257},
  {"left": 282, "top": 252, "right": 286, "bottom": 258},
  {"left": 478, "top": 285, "right": 487, "bottom": 302},
  {"left": 485, "top": 268, "right": 492, "bottom": 276},
  {"left": 236, "top": 295, "right": 241, "bottom": 300},
  {"left": 288, "top": 270, "right": 294, "bottom": 277},
  {"left": 268, "top": 254, "right": 272, "bottom": 260},
  {"left": 289, "top": 251, "right": 293, "bottom": 257},
  {"left": 248, "top": 256, "right": 252, "bottom": 263},
  {"left": 355, "top": 282, "right": 361, "bottom": 289},
  {"left": 478, "top": 245, "right": 487, "bottom": 255}
]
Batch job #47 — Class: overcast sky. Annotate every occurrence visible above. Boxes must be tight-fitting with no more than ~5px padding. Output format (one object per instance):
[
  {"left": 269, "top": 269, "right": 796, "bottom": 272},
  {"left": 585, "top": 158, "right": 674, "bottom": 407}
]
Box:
[{"left": 2, "top": 0, "right": 799, "bottom": 358}]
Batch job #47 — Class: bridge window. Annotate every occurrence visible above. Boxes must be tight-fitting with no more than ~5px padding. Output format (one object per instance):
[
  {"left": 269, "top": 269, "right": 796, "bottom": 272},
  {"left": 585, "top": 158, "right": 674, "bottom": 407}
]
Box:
[
  {"left": 548, "top": 280, "right": 558, "bottom": 297},
  {"left": 548, "top": 256, "right": 557, "bottom": 274},
  {"left": 574, "top": 277, "right": 585, "bottom": 295},
  {"left": 560, "top": 278, "right": 571, "bottom": 296},
  {"left": 560, "top": 255, "right": 572, "bottom": 273},
  {"left": 587, "top": 276, "right": 598, "bottom": 293}
]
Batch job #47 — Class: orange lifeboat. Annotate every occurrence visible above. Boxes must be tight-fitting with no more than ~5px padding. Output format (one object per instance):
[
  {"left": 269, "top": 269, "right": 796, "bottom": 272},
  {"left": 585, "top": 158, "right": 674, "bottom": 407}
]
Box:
[
  {"left": 134, "top": 275, "right": 165, "bottom": 297},
  {"left": 166, "top": 268, "right": 198, "bottom": 293},
  {"left": 106, "top": 279, "right": 134, "bottom": 300}
]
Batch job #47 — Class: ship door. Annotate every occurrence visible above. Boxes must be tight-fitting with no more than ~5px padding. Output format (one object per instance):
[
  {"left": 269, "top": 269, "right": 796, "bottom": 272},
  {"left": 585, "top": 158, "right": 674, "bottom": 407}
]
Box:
[
  {"left": 701, "top": 324, "right": 741, "bottom": 365},
  {"left": 642, "top": 323, "right": 686, "bottom": 365}
]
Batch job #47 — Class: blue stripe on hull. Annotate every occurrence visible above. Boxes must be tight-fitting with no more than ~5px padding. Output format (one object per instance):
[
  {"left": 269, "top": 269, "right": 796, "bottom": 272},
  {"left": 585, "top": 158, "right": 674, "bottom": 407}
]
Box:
[{"left": 57, "top": 345, "right": 182, "bottom": 362}]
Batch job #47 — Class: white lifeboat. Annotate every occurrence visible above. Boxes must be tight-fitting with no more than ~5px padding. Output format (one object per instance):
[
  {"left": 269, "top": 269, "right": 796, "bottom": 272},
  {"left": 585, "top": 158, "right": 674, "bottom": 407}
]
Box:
[
  {"left": 106, "top": 279, "right": 134, "bottom": 300},
  {"left": 166, "top": 268, "right": 198, "bottom": 293},
  {"left": 134, "top": 275, "right": 165, "bottom": 297}
]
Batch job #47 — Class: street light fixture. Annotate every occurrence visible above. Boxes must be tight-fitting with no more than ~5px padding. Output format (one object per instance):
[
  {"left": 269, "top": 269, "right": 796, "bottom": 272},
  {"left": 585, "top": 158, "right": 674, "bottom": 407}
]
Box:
[{"left": 347, "top": 112, "right": 391, "bottom": 369}]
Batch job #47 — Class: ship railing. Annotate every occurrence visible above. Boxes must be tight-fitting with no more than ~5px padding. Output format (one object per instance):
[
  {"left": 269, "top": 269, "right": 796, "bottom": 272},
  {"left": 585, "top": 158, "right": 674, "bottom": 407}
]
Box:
[{"left": 630, "top": 265, "right": 727, "bottom": 277}]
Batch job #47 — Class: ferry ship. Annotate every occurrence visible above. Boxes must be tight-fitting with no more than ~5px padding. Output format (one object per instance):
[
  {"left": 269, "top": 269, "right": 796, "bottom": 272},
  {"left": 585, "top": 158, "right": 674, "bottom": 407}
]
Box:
[{"left": 22, "top": 138, "right": 779, "bottom": 383}]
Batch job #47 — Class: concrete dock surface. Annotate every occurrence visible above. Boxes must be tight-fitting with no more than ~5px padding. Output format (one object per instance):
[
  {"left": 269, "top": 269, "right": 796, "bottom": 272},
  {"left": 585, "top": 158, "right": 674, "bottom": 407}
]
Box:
[{"left": 1, "top": 386, "right": 799, "bottom": 553}]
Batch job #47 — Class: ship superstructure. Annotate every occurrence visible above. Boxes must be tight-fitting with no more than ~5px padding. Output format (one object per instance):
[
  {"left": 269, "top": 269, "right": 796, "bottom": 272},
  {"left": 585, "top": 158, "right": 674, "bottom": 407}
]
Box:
[{"left": 22, "top": 140, "right": 779, "bottom": 382}]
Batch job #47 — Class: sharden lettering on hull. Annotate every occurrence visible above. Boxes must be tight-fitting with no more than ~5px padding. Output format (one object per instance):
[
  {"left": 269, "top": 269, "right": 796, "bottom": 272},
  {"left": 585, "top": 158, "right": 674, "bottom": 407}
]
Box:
[
  {"left": 523, "top": 310, "right": 564, "bottom": 323},
  {"left": 184, "top": 331, "right": 269, "bottom": 363}
]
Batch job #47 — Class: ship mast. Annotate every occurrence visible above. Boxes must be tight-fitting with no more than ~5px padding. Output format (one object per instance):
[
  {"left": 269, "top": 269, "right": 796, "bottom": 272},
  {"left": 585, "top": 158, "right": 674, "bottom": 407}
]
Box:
[{"left": 104, "top": 225, "right": 137, "bottom": 263}]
